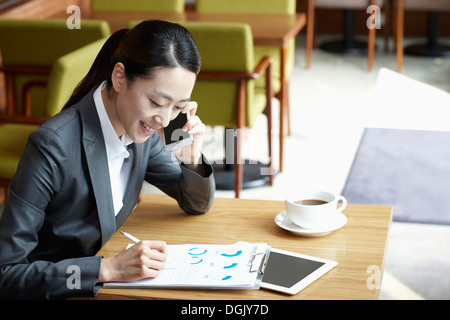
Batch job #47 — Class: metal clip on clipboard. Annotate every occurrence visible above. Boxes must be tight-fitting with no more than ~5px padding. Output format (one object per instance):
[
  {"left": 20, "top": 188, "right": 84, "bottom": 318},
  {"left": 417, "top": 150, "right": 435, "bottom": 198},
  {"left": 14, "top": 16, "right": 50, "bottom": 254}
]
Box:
[{"left": 249, "top": 252, "right": 269, "bottom": 275}]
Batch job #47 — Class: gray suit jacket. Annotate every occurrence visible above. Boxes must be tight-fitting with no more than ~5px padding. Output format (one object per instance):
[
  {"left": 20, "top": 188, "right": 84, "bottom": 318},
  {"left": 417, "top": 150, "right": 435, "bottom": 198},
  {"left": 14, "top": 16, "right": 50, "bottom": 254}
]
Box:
[{"left": 0, "top": 90, "right": 215, "bottom": 299}]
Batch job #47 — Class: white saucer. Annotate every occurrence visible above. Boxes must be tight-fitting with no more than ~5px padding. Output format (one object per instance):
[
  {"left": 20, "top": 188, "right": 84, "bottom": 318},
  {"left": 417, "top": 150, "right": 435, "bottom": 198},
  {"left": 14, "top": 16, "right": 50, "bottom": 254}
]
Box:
[{"left": 274, "top": 210, "right": 347, "bottom": 237}]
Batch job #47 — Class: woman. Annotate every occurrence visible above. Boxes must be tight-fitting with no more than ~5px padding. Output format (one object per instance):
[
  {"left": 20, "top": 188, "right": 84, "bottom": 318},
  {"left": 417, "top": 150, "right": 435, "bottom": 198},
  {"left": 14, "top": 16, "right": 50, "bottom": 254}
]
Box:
[{"left": 0, "top": 20, "right": 215, "bottom": 299}]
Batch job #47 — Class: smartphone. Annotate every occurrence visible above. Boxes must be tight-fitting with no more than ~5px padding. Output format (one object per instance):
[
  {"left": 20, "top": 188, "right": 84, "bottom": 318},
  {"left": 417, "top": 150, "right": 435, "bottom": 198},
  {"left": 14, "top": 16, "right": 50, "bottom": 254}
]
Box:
[{"left": 163, "top": 112, "right": 194, "bottom": 152}]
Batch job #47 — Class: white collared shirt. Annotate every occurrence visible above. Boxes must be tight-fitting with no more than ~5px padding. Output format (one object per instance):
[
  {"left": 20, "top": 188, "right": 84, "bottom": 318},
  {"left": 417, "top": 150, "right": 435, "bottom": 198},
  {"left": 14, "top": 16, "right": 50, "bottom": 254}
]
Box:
[{"left": 94, "top": 81, "right": 134, "bottom": 216}]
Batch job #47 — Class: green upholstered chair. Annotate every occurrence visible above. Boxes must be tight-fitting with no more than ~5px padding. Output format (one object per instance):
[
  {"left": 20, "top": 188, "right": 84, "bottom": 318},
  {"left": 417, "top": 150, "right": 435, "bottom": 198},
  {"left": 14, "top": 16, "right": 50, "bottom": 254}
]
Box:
[
  {"left": 196, "top": 0, "right": 297, "bottom": 172},
  {"left": 196, "top": 0, "right": 295, "bottom": 93},
  {"left": 91, "top": 0, "right": 185, "bottom": 12},
  {"left": 0, "top": 19, "right": 110, "bottom": 118},
  {"left": 180, "top": 21, "right": 274, "bottom": 198},
  {"left": 0, "top": 38, "right": 107, "bottom": 199}
]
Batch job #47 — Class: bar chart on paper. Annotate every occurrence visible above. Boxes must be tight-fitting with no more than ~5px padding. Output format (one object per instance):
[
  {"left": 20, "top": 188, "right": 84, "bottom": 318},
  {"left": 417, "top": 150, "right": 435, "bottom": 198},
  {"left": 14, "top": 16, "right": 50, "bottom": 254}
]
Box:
[{"left": 103, "top": 242, "right": 270, "bottom": 289}]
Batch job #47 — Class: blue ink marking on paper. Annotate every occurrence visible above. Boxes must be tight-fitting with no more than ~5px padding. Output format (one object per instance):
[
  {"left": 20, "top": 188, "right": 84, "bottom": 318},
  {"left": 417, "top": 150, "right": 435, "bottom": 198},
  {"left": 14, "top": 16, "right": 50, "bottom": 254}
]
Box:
[
  {"left": 220, "top": 250, "right": 242, "bottom": 257},
  {"left": 223, "top": 263, "right": 238, "bottom": 269},
  {"left": 188, "top": 247, "right": 207, "bottom": 255},
  {"left": 190, "top": 256, "right": 203, "bottom": 265},
  {"left": 222, "top": 275, "right": 232, "bottom": 281}
]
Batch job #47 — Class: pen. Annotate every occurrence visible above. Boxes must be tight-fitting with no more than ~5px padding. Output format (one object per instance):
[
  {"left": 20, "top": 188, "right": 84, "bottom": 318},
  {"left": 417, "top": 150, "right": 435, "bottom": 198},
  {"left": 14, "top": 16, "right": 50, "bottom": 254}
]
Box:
[
  {"left": 120, "top": 231, "right": 141, "bottom": 243},
  {"left": 120, "top": 231, "right": 140, "bottom": 243},
  {"left": 120, "top": 231, "right": 178, "bottom": 268}
]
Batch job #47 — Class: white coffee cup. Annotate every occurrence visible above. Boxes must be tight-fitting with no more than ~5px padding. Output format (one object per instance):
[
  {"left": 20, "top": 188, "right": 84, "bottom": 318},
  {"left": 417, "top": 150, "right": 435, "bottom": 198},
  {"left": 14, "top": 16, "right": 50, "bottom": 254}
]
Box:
[{"left": 285, "top": 191, "right": 347, "bottom": 229}]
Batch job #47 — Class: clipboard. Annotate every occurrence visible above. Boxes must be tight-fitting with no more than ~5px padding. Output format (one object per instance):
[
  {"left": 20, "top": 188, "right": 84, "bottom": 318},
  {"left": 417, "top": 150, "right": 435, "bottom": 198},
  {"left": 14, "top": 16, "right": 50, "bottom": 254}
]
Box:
[{"left": 104, "top": 242, "right": 271, "bottom": 290}]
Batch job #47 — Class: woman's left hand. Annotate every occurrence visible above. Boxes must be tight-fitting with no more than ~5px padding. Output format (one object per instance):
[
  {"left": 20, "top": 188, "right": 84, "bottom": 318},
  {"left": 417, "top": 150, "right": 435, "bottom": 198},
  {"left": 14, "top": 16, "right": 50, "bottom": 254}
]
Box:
[{"left": 172, "top": 101, "right": 205, "bottom": 168}]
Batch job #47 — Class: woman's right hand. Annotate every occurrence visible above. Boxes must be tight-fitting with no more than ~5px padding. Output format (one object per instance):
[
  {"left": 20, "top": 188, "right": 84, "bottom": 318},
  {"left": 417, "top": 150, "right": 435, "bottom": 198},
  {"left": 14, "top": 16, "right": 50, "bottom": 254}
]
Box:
[{"left": 98, "top": 240, "right": 167, "bottom": 283}]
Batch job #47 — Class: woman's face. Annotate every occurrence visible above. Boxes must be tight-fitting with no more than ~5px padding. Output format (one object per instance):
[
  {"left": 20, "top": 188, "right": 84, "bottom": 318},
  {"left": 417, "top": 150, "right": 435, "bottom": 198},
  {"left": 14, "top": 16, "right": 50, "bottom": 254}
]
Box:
[{"left": 107, "top": 64, "right": 196, "bottom": 144}]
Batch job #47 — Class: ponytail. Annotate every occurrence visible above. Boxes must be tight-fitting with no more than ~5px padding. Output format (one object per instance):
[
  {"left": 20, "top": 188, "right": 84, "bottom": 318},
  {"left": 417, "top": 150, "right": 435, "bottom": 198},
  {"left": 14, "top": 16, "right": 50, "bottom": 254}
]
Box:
[
  {"left": 61, "top": 28, "right": 129, "bottom": 111},
  {"left": 61, "top": 20, "right": 200, "bottom": 111}
]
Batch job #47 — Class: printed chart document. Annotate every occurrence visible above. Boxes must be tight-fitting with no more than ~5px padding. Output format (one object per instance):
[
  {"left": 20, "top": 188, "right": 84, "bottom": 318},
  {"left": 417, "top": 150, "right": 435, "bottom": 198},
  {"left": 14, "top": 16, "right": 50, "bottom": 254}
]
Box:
[{"left": 103, "top": 242, "right": 270, "bottom": 289}]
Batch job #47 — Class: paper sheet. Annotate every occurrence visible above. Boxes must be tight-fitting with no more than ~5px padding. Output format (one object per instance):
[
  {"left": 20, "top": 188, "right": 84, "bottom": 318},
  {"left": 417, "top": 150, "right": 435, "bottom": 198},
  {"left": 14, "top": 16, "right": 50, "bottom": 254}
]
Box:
[{"left": 104, "top": 242, "right": 269, "bottom": 289}]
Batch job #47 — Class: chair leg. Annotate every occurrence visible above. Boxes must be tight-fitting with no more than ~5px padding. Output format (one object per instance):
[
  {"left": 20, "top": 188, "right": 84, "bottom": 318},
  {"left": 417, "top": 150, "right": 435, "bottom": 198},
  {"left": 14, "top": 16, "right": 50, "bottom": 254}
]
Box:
[
  {"left": 368, "top": 25, "right": 375, "bottom": 71},
  {"left": 234, "top": 126, "right": 244, "bottom": 198},
  {"left": 277, "top": 47, "right": 288, "bottom": 173},
  {"left": 396, "top": 0, "right": 404, "bottom": 72},
  {"left": 234, "top": 80, "right": 247, "bottom": 198},
  {"left": 277, "top": 89, "right": 285, "bottom": 173},
  {"left": 367, "top": 0, "right": 377, "bottom": 71},
  {"left": 264, "top": 61, "right": 274, "bottom": 185},
  {"left": 234, "top": 163, "right": 243, "bottom": 199},
  {"left": 285, "top": 80, "right": 291, "bottom": 136},
  {"left": 306, "top": 0, "right": 315, "bottom": 69},
  {"left": 264, "top": 99, "right": 274, "bottom": 186},
  {"left": 383, "top": 0, "right": 391, "bottom": 53}
]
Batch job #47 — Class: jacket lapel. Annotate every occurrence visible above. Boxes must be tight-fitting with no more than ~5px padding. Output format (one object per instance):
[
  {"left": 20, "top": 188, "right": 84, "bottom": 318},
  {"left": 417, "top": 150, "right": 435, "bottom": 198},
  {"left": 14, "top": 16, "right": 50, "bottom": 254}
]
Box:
[
  {"left": 78, "top": 91, "right": 116, "bottom": 247},
  {"left": 115, "top": 142, "right": 144, "bottom": 229}
]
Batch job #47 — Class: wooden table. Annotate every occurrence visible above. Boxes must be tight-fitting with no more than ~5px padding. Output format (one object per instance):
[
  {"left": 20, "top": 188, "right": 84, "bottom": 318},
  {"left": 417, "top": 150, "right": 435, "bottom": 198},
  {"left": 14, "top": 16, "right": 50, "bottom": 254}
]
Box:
[
  {"left": 92, "top": 194, "right": 392, "bottom": 300},
  {"left": 53, "top": 10, "right": 306, "bottom": 173}
]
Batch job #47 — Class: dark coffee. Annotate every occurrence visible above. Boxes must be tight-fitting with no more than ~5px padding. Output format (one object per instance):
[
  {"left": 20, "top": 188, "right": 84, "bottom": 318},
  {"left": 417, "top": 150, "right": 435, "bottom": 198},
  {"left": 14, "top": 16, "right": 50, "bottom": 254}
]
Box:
[{"left": 295, "top": 199, "right": 328, "bottom": 206}]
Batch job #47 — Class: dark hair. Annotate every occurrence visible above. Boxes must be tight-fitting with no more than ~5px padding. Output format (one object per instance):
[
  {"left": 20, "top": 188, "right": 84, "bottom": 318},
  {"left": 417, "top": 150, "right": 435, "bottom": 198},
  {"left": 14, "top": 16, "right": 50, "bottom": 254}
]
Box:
[{"left": 62, "top": 20, "right": 201, "bottom": 110}]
